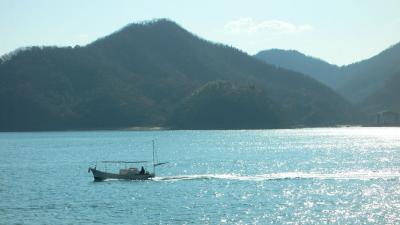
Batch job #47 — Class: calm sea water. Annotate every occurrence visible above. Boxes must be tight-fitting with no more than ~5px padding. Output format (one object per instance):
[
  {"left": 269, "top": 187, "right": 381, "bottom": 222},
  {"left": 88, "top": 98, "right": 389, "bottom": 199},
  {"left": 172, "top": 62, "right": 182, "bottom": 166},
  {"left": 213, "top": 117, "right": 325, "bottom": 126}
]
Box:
[{"left": 1, "top": 127, "right": 400, "bottom": 224}]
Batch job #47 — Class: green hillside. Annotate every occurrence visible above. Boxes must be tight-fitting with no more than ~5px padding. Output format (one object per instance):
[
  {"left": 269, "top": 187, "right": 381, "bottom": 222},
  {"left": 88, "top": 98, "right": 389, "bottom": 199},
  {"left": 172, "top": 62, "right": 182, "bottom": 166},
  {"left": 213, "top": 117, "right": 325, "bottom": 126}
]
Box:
[
  {"left": 0, "top": 19, "right": 358, "bottom": 131},
  {"left": 169, "top": 80, "right": 282, "bottom": 129}
]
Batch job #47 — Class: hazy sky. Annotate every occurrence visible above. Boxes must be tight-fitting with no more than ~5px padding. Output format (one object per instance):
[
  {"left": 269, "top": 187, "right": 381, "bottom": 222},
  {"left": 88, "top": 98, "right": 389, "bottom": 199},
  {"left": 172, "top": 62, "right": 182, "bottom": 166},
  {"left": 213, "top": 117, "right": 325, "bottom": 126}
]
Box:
[{"left": 1, "top": 0, "right": 400, "bottom": 65}]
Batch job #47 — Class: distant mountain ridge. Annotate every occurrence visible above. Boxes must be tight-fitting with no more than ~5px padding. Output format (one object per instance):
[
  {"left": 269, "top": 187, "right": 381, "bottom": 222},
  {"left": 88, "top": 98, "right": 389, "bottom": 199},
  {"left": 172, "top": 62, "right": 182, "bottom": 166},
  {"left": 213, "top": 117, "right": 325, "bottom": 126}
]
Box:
[
  {"left": 0, "top": 19, "right": 358, "bottom": 131},
  {"left": 255, "top": 43, "right": 400, "bottom": 115},
  {"left": 338, "top": 42, "right": 400, "bottom": 103},
  {"left": 255, "top": 49, "right": 341, "bottom": 88},
  {"left": 362, "top": 71, "right": 400, "bottom": 113}
]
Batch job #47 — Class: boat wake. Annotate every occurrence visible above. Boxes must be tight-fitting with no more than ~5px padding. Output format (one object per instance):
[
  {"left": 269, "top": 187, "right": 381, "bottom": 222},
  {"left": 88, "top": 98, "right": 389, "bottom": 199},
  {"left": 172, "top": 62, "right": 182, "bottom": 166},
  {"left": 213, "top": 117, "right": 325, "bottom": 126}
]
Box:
[{"left": 154, "top": 170, "right": 400, "bottom": 182}]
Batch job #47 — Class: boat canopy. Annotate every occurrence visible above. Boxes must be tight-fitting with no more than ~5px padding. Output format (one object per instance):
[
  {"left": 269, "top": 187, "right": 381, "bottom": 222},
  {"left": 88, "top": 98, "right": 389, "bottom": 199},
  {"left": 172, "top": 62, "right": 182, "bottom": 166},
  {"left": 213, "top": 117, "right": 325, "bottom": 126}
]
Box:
[
  {"left": 154, "top": 162, "right": 169, "bottom": 166},
  {"left": 101, "top": 160, "right": 149, "bottom": 164}
]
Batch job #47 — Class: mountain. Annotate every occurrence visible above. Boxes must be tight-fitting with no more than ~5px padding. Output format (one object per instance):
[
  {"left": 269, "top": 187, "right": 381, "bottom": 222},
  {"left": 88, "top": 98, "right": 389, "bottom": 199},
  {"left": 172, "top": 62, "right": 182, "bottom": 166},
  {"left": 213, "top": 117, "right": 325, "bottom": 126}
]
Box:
[
  {"left": 169, "top": 80, "right": 282, "bottom": 129},
  {"left": 338, "top": 42, "right": 400, "bottom": 103},
  {"left": 0, "top": 19, "right": 358, "bottom": 131},
  {"left": 254, "top": 49, "right": 341, "bottom": 88},
  {"left": 361, "top": 71, "right": 400, "bottom": 113},
  {"left": 255, "top": 43, "right": 400, "bottom": 115}
]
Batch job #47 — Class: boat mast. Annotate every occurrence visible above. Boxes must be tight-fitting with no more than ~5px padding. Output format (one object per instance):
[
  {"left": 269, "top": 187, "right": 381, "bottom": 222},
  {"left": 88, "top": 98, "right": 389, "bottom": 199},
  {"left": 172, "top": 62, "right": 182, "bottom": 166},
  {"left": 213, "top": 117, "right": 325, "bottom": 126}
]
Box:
[{"left": 152, "top": 140, "right": 156, "bottom": 175}]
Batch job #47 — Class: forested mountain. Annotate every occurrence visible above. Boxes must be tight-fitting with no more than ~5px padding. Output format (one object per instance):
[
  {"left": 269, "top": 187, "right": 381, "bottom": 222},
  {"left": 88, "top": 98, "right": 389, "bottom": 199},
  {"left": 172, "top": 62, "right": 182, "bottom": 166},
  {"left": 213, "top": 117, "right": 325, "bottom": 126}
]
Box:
[
  {"left": 361, "top": 71, "right": 400, "bottom": 113},
  {"left": 255, "top": 43, "right": 400, "bottom": 115},
  {"left": 169, "top": 80, "right": 282, "bottom": 129},
  {"left": 0, "top": 19, "right": 358, "bottom": 131},
  {"left": 254, "top": 49, "right": 340, "bottom": 88},
  {"left": 338, "top": 42, "right": 400, "bottom": 103}
]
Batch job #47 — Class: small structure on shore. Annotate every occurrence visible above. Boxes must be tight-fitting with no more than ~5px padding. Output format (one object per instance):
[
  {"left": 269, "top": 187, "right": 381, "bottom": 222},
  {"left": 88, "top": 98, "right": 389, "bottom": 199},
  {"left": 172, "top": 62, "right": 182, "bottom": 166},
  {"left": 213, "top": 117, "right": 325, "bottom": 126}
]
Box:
[{"left": 373, "top": 110, "right": 399, "bottom": 126}]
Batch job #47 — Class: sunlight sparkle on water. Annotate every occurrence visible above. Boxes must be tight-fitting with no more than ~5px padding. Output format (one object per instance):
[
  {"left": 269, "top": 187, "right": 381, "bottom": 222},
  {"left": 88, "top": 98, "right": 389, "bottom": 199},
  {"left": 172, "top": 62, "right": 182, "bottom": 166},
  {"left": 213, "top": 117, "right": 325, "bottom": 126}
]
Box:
[{"left": 1, "top": 128, "right": 400, "bottom": 224}]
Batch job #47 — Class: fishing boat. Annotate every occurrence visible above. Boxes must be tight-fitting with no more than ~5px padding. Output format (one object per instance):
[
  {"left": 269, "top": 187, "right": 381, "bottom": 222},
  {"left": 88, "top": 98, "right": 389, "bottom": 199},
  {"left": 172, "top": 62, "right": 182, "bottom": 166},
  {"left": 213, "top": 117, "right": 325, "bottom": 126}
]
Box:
[{"left": 88, "top": 140, "right": 167, "bottom": 181}]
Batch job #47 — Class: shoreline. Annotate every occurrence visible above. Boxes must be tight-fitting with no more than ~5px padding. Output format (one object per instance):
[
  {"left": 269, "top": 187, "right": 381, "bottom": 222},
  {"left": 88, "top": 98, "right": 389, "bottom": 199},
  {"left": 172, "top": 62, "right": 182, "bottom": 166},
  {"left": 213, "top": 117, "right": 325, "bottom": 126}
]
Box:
[{"left": 1, "top": 125, "right": 399, "bottom": 133}]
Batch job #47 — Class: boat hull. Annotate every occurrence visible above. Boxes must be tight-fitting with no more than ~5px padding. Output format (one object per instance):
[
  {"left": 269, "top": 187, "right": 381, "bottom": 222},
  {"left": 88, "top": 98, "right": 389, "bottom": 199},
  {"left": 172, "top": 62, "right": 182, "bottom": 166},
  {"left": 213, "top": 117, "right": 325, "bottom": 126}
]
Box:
[{"left": 88, "top": 167, "right": 154, "bottom": 181}]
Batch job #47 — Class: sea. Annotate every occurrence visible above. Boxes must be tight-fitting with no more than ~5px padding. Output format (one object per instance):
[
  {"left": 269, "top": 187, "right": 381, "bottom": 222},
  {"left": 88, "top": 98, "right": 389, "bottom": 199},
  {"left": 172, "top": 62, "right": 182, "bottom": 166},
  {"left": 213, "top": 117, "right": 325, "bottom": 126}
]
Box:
[{"left": 1, "top": 127, "right": 400, "bottom": 224}]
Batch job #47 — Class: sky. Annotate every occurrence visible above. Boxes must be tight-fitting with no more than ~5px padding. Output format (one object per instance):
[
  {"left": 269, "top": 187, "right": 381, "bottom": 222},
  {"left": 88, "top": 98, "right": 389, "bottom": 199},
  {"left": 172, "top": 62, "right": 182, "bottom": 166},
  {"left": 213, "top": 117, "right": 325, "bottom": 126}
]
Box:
[{"left": 1, "top": 0, "right": 400, "bottom": 65}]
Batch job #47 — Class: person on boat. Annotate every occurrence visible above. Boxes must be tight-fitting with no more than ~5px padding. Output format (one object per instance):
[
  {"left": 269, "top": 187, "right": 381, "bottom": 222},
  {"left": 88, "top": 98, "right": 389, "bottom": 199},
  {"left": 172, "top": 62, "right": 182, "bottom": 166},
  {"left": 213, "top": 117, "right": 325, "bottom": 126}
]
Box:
[{"left": 140, "top": 166, "right": 145, "bottom": 175}]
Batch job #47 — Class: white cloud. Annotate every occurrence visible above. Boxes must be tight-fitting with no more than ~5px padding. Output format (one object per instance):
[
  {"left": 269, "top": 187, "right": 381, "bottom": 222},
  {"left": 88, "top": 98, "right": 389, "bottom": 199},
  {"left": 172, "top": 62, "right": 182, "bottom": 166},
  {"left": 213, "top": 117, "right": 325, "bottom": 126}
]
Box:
[{"left": 224, "top": 18, "right": 313, "bottom": 34}]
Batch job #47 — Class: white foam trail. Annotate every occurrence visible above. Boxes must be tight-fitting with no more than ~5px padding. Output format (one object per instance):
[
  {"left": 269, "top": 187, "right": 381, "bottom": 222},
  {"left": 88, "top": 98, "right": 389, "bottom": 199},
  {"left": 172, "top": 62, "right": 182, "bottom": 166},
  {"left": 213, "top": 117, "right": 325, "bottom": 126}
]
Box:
[{"left": 153, "top": 170, "right": 400, "bottom": 182}]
